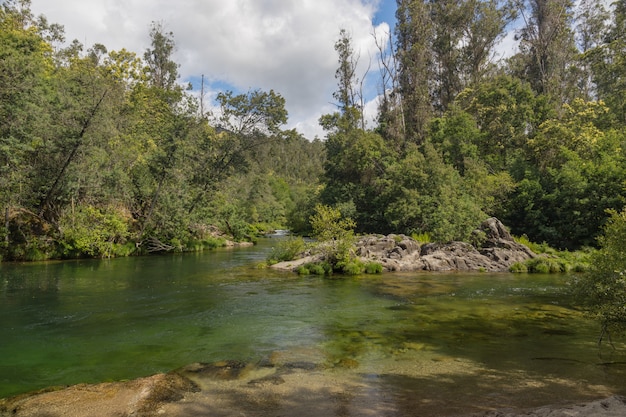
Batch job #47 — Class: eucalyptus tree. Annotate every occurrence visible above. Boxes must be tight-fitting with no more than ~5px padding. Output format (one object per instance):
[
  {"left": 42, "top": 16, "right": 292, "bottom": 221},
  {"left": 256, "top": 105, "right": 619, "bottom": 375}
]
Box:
[
  {"left": 513, "top": 0, "right": 578, "bottom": 102},
  {"left": 585, "top": 0, "right": 626, "bottom": 125},
  {"left": 389, "top": 0, "right": 511, "bottom": 143},
  {"left": 394, "top": 0, "right": 434, "bottom": 144},
  {"left": 575, "top": 0, "right": 609, "bottom": 99}
]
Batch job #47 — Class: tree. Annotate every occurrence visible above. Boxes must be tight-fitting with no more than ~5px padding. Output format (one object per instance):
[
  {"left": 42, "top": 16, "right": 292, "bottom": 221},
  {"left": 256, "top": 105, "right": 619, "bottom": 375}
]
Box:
[
  {"left": 461, "top": 0, "right": 514, "bottom": 86},
  {"left": 384, "top": 143, "right": 487, "bottom": 241},
  {"left": 575, "top": 0, "right": 609, "bottom": 99},
  {"left": 585, "top": 0, "right": 626, "bottom": 125},
  {"left": 143, "top": 21, "right": 179, "bottom": 92},
  {"left": 457, "top": 75, "right": 538, "bottom": 171},
  {"left": 395, "top": 0, "right": 434, "bottom": 144},
  {"left": 513, "top": 0, "right": 578, "bottom": 102},
  {"left": 332, "top": 29, "right": 364, "bottom": 130},
  {"left": 575, "top": 208, "right": 626, "bottom": 344},
  {"left": 214, "top": 89, "right": 287, "bottom": 137},
  {"left": 309, "top": 204, "right": 357, "bottom": 270},
  {"left": 0, "top": 0, "right": 52, "bottom": 211}
]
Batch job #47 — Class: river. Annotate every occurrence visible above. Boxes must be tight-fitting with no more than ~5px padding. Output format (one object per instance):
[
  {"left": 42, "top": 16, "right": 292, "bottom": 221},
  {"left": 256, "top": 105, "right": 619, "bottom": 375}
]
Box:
[{"left": 1, "top": 238, "right": 625, "bottom": 413}]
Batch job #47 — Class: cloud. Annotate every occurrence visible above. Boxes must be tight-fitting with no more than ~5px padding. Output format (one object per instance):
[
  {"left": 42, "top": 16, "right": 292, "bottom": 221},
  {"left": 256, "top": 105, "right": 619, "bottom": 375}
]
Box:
[{"left": 30, "top": 0, "right": 389, "bottom": 139}]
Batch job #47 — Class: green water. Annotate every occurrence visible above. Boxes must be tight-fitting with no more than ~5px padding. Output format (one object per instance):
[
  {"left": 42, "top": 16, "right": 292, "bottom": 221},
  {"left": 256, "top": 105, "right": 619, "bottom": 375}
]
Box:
[{"left": 1, "top": 239, "right": 625, "bottom": 408}]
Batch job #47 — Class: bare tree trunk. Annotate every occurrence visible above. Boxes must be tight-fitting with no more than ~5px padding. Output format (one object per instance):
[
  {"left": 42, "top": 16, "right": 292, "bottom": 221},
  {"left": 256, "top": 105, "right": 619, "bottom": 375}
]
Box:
[{"left": 4, "top": 206, "right": 9, "bottom": 247}]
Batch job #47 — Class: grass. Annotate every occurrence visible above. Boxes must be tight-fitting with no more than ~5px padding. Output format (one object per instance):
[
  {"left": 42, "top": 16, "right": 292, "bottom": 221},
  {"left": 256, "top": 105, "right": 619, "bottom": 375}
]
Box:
[{"left": 511, "top": 235, "right": 592, "bottom": 273}]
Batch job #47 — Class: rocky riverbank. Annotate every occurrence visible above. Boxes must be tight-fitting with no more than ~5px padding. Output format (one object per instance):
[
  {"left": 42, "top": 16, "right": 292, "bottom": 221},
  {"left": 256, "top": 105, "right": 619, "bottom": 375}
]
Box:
[
  {"left": 1, "top": 364, "right": 624, "bottom": 417},
  {"left": 272, "top": 217, "right": 536, "bottom": 273}
]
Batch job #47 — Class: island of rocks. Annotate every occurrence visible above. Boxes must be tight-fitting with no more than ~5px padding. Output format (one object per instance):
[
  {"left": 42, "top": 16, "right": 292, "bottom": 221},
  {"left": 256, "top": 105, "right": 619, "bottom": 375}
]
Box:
[{"left": 271, "top": 217, "right": 536, "bottom": 273}]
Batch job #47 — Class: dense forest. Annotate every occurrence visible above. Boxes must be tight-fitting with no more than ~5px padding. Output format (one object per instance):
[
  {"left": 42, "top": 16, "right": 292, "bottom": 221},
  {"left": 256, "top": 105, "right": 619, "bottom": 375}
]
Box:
[{"left": 1, "top": 0, "right": 626, "bottom": 262}]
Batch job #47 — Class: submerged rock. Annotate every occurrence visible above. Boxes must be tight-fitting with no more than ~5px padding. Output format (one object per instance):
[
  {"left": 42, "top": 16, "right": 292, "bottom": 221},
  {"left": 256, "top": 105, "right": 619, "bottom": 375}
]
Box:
[
  {"left": 0, "top": 373, "right": 198, "bottom": 417},
  {"left": 467, "top": 395, "right": 626, "bottom": 417}
]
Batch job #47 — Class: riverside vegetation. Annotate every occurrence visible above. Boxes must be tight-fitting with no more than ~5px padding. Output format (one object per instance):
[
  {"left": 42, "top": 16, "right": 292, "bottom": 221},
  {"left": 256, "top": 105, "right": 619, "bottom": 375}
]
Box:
[{"left": 2, "top": 1, "right": 626, "bottom": 334}]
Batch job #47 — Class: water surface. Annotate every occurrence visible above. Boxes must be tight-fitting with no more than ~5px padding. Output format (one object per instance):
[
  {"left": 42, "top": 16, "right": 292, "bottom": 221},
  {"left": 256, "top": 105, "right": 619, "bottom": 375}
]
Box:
[{"left": 1, "top": 240, "right": 625, "bottom": 412}]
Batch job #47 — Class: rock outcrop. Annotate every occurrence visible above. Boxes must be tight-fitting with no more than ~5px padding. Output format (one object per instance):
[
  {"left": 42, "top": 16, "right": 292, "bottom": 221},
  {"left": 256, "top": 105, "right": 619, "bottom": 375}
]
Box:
[{"left": 272, "top": 217, "right": 535, "bottom": 273}]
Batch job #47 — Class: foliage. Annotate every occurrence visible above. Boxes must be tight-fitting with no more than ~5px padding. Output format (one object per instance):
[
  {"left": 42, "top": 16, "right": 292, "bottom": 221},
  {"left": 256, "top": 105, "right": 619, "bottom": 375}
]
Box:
[
  {"left": 511, "top": 235, "right": 591, "bottom": 273},
  {"left": 267, "top": 236, "right": 307, "bottom": 264},
  {"left": 574, "top": 208, "right": 626, "bottom": 339},
  {"left": 309, "top": 204, "right": 358, "bottom": 271},
  {"left": 59, "top": 205, "right": 131, "bottom": 258},
  {"left": 4, "top": 0, "right": 626, "bottom": 265}
]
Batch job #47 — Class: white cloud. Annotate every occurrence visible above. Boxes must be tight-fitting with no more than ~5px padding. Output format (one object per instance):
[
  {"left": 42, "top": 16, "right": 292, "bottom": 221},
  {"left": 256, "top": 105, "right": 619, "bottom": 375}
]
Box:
[{"left": 30, "top": 0, "right": 388, "bottom": 139}]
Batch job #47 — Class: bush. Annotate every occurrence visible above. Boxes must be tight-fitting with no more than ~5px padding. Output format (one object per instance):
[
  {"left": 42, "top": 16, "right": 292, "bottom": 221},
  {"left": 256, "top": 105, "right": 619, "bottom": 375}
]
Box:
[
  {"left": 364, "top": 262, "right": 383, "bottom": 274},
  {"left": 523, "top": 257, "right": 568, "bottom": 274},
  {"left": 59, "top": 205, "right": 131, "bottom": 258},
  {"left": 296, "top": 265, "right": 310, "bottom": 275},
  {"left": 267, "top": 237, "right": 306, "bottom": 264},
  {"left": 514, "top": 235, "right": 553, "bottom": 254},
  {"left": 341, "top": 260, "right": 364, "bottom": 275},
  {"left": 412, "top": 232, "right": 432, "bottom": 243},
  {"left": 510, "top": 262, "right": 528, "bottom": 273},
  {"left": 573, "top": 208, "right": 626, "bottom": 339},
  {"left": 309, "top": 204, "right": 356, "bottom": 267},
  {"left": 304, "top": 263, "right": 323, "bottom": 275}
]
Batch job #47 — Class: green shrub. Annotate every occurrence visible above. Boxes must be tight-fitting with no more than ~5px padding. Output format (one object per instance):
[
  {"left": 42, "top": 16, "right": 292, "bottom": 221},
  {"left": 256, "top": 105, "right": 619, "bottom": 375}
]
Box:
[
  {"left": 523, "top": 257, "right": 568, "bottom": 274},
  {"left": 309, "top": 204, "right": 356, "bottom": 268},
  {"left": 296, "top": 265, "right": 310, "bottom": 275},
  {"left": 342, "top": 260, "right": 364, "bottom": 275},
  {"left": 306, "top": 263, "right": 326, "bottom": 275},
  {"left": 514, "top": 235, "right": 554, "bottom": 254},
  {"left": 59, "top": 205, "right": 131, "bottom": 258},
  {"left": 469, "top": 229, "right": 487, "bottom": 248},
  {"left": 509, "top": 262, "right": 528, "bottom": 273},
  {"left": 321, "top": 261, "right": 334, "bottom": 275},
  {"left": 267, "top": 236, "right": 306, "bottom": 264},
  {"left": 412, "top": 232, "right": 432, "bottom": 243},
  {"left": 573, "top": 208, "right": 626, "bottom": 339},
  {"left": 364, "top": 262, "right": 383, "bottom": 274}
]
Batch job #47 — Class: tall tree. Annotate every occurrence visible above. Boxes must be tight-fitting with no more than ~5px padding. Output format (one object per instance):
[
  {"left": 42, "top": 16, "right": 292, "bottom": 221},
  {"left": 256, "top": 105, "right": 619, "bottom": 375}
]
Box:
[
  {"left": 0, "top": 0, "right": 51, "bottom": 211},
  {"left": 585, "top": 0, "right": 626, "bottom": 125},
  {"left": 575, "top": 0, "right": 609, "bottom": 99},
  {"left": 331, "top": 29, "right": 364, "bottom": 130},
  {"left": 514, "top": 0, "right": 577, "bottom": 102},
  {"left": 395, "top": 0, "right": 434, "bottom": 144},
  {"left": 143, "top": 21, "right": 179, "bottom": 93},
  {"left": 461, "top": 0, "right": 513, "bottom": 86}
]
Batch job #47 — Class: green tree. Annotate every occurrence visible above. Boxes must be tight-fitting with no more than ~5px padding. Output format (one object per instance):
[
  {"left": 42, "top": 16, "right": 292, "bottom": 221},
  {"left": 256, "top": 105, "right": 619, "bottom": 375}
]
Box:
[
  {"left": 395, "top": 0, "right": 434, "bottom": 143},
  {"left": 384, "top": 143, "right": 486, "bottom": 241},
  {"left": 513, "top": 0, "right": 578, "bottom": 102},
  {"left": 0, "top": 0, "right": 52, "bottom": 211},
  {"left": 575, "top": 208, "right": 626, "bottom": 343},
  {"left": 143, "top": 21, "right": 179, "bottom": 93},
  {"left": 309, "top": 204, "right": 357, "bottom": 269},
  {"left": 457, "top": 75, "right": 538, "bottom": 170},
  {"left": 585, "top": 0, "right": 626, "bottom": 125},
  {"left": 575, "top": 0, "right": 609, "bottom": 99}
]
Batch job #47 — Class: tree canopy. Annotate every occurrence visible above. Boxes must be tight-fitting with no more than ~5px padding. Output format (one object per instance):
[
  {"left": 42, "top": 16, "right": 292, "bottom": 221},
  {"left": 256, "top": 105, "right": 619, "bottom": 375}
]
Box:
[{"left": 2, "top": 0, "right": 626, "bottom": 262}]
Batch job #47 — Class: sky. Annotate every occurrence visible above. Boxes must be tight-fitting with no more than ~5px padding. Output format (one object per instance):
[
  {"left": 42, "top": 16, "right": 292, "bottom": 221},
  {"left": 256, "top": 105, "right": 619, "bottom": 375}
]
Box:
[{"left": 29, "top": 0, "right": 400, "bottom": 139}]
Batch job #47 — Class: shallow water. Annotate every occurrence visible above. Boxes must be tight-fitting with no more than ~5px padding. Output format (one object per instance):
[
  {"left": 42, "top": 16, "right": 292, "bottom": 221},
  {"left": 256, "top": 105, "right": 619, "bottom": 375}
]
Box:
[{"left": 1, "top": 239, "right": 625, "bottom": 410}]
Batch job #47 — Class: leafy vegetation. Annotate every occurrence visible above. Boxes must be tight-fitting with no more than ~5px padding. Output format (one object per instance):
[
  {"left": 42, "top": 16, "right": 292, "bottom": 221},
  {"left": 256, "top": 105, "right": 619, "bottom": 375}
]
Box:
[
  {"left": 574, "top": 209, "right": 626, "bottom": 342},
  {"left": 2, "top": 0, "right": 626, "bottom": 270}
]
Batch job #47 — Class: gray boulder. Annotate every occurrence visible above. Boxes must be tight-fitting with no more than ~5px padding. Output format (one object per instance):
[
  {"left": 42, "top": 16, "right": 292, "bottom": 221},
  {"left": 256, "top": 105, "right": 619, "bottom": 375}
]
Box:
[{"left": 355, "top": 218, "right": 535, "bottom": 272}]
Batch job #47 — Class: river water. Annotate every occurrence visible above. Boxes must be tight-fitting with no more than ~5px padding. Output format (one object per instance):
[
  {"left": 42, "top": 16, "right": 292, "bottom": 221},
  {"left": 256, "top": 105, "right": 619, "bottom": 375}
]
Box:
[{"left": 1, "top": 239, "right": 625, "bottom": 411}]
